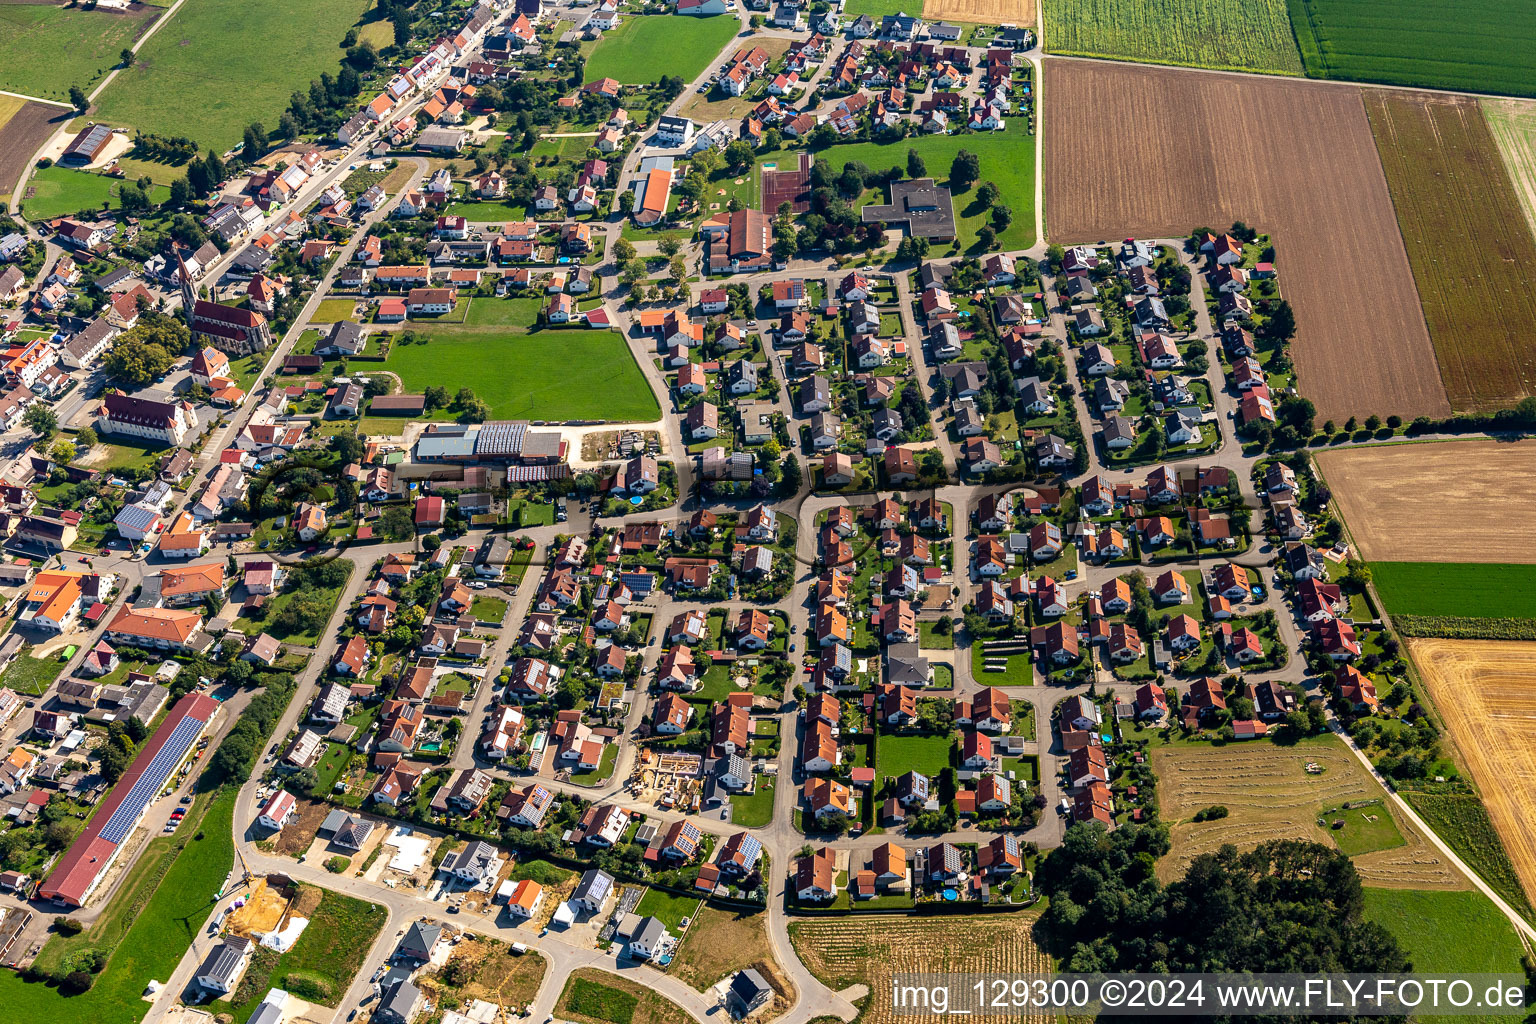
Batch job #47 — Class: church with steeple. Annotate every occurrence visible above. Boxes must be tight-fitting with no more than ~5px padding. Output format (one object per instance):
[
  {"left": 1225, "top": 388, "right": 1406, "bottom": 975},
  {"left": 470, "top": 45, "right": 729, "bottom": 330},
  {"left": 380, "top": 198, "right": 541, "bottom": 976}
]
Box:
[{"left": 179, "top": 254, "right": 273, "bottom": 356}]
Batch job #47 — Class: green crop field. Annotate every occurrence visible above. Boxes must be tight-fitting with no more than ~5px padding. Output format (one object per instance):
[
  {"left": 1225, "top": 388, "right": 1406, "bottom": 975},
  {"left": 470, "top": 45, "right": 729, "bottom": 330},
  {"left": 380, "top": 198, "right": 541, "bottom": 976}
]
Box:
[
  {"left": 90, "top": 0, "right": 370, "bottom": 149},
  {"left": 584, "top": 15, "right": 741, "bottom": 85},
  {"left": 21, "top": 165, "right": 171, "bottom": 222},
  {"left": 0, "top": 4, "right": 156, "bottom": 101},
  {"left": 1045, "top": 0, "right": 1304, "bottom": 74},
  {"left": 1288, "top": 0, "right": 1536, "bottom": 96},
  {"left": 1370, "top": 562, "right": 1536, "bottom": 619},
  {"left": 384, "top": 328, "right": 659, "bottom": 422},
  {"left": 1363, "top": 888, "right": 1525, "bottom": 1022},
  {"left": 843, "top": 0, "right": 916, "bottom": 17},
  {"left": 815, "top": 128, "right": 1037, "bottom": 250}
]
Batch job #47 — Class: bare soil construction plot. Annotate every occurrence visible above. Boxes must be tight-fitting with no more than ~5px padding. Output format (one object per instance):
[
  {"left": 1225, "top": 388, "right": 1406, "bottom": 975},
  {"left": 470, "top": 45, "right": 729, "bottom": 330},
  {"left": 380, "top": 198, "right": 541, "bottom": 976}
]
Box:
[
  {"left": 1044, "top": 61, "right": 1447, "bottom": 422},
  {"left": 1406, "top": 638, "right": 1536, "bottom": 908},
  {"left": 1151, "top": 736, "right": 1465, "bottom": 890},
  {"left": 1366, "top": 91, "right": 1536, "bottom": 412},
  {"left": 922, "top": 0, "right": 1034, "bottom": 25},
  {"left": 1315, "top": 440, "right": 1536, "bottom": 564},
  {"left": 790, "top": 915, "right": 1052, "bottom": 1024}
]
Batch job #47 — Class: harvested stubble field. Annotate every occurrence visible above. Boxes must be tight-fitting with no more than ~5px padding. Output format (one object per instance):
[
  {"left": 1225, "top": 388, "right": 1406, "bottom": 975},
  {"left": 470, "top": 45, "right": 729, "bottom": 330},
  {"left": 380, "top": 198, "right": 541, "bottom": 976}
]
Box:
[
  {"left": 789, "top": 915, "right": 1052, "bottom": 1024},
  {"left": 1406, "top": 638, "right": 1536, "bottom": 908},
  {"left": 1314, "top": 440, "right": 1536, "bottom": 563},
  {"left": 922, "top": 0, "right": 1034, "bottom": 27},
  {"left": 1481, "top": 99, "right": 1536, "bottom": 238},
  {"left": 1150, "top": 736, "right": 1465, "bottom": 889},
  {"left": 1366, "top": 92, "right": 1536, "bottom": 412},
  {"left": 1043, "top": 61, "right": 1447, "bottom": 422}
]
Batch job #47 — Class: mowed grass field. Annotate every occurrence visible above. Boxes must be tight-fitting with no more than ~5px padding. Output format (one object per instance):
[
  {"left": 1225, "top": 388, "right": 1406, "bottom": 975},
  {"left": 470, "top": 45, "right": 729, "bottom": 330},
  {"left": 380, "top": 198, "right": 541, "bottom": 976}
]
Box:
[
  {"left": 1315, "top": 440, "right": 1536, "bottom": 563},
  {"left": 789, "top": 916, "right": 1050, "bottom": 1024},
  {"left": 1406, "top": 638, "right": 1536, "bottom": 910},
  {"left": 584, "top": 15, "right": 741, "bottom": 85},
  {"left": 1365, "top": 92, "right": 1536, "bottom": 412},
  {"left": 0, "top": 4, "right": 155, "bottom": 101},
  {"left": 817, "top": 129, "right": 1037, "bottom": 250},
  {"left": 384, "top": 327, "right": 660, "bottom": 422},
  {"left": 1370, "top": 563, "right": 1536, "bottom": 619},
  {"left": 1043, "top": 61, "right": 1448, "bottom": 423},
  {"left": 1481, "top": 99, "right": 1536, "bottom": 238},
  {"left": 557, "top": 968, "right": 694, "bottom": 1024},
  {"left": 1149, "top": 734, "right": 1466, "bottom": 890},
  {"left": 1045, "top": 0, "right": 1303, "bottom": 74},
  {"left": 22, "top": 164, "right": 171, "bottom": 221},
  {"left": 1363, "top": 887, "right": 1527, "bottom": 1023},
  {"left": 1287, "top": 0, "right": 1536, "bottom": 97},
  {"left": 90, "top": 0, "right": 370, "bottom": 149}
]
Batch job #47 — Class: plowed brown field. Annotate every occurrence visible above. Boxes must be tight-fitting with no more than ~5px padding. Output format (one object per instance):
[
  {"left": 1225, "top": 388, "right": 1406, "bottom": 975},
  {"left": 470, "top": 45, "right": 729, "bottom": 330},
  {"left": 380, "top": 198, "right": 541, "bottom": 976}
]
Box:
[
  {"left": 0, "top": 100, "right": 67, "bottom": 205},
  {"left": 1043, "top": 61, "right": 1448, "bottom": 422},
  {"left": 1315, "top": 439, "right": 1536, "bottom": 563},
  {"left": 1406, "top": 638, "right": 1536, "bottom": 906},
  {"left": 1151, "top": 735, "right": 1465, "bottom": 890}
]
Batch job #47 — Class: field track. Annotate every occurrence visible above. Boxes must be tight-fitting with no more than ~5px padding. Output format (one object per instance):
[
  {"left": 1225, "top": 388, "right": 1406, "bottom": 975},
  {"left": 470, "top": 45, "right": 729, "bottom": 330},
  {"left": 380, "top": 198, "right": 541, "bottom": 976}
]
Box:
[
  {"left": 1314, "top": 440, "right": 1536, "bottom": 563},
  {"left": 1366, "top": 91, "right": 1536, "bottom": 412},
  {"left": 1043, "top": 60, "right": 1448, "bottom": 422},
  {"left": 1406, "top": 638, "right": 1536, "bottom": 908},
  {"left": 922, "top": 0, "right": 1034, "bottom": 26},
  {"left": 1151, "top": 737, "right": 1465, "bottom": 890}
]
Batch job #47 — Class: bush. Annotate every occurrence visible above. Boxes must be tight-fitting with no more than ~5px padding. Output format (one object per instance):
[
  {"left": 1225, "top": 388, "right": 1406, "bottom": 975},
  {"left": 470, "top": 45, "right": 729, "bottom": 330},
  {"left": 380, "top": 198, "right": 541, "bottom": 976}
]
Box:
[
  {"left": 54, "top": 916, "right": 83, "bottom": 936},
  {"left": 1192, "top": 805, "right": 1230, "bottom": 822},
  {"left": 60, "top": 970, "right": 94, "bottom": 995}
]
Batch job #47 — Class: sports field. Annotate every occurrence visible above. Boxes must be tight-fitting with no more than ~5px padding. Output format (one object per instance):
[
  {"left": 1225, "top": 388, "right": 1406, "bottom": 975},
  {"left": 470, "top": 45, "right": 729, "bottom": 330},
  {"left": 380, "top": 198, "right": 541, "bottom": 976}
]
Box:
[
  {"left": 1370, "top": 563, "right": 1536, "bottom": 619},
  {"left": 1287, "top": 0, "right": 1536, "bottom": 97},
  {"left": 817, "top": 129, "right": 1037, "bottom": 249},
  {"left": 1315, "top": 440, "right": 1536, "bottom": 563},
  {"left": 1366, "top": 92, "right": 1536, "bottom": 412},
  {"left": 1481, "top": 99, "right": 1536, "bottom": 238},
  {"left": 383, "top": 328, "right": 660, "bottom": 423},
  {"left": 584, "top": 15, "right": 741, "bottom": 86},
  {"left": 1150, "top": 735, "right": 1465, "bottom": 890},
  {"left": 21, "top": 164, "right": 171, "bottom": 221},
  {"left": 1046, "top": 0, "right": 1303, "bottom": 75},
  {"left": 90, "top": 0, "right": 370, "bottom": 149},
  {"left": 1406, "top": 638, "right": 1536, "bottom": 908},
  {"left": 0, "top": 3, "right": 156, "bottom": 102}
]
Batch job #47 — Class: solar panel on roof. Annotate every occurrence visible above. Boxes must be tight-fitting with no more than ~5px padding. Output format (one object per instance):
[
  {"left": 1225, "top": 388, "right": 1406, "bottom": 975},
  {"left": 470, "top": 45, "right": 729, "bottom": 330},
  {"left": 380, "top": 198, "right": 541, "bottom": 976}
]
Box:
[{"left": 99, "top": 716, "right": 202, "bottom": 844}]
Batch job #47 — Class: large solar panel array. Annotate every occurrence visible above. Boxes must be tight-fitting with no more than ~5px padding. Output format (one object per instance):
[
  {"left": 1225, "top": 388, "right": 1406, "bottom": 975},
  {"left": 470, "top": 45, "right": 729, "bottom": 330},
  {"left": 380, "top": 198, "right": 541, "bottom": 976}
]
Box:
[{"left": 99, "top": 716, "right": 203, "bottom": 845}]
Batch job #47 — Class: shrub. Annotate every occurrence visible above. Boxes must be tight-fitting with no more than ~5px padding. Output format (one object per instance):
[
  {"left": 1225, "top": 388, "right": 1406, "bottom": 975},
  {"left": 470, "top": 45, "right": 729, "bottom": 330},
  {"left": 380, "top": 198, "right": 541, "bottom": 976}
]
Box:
[
  {"left": 54, "top": 916, "right": 83, "bottom": 936},
  {"left": 1192, "top": 805, "right": 1230, "bottom": 822},
  {"left": 60, "top": 971, "right": 94, "bottom": 995},
  {"left": 325, "top": 856, "right": 350, "bottom": 874}
]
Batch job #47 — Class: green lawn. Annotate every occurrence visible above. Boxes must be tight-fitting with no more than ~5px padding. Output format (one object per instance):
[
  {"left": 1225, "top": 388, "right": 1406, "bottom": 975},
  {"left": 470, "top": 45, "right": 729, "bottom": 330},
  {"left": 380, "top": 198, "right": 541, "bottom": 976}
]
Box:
[
  {"left": 816, "top": 128, "right": 1037, "bottom": 250},
  {"left": 1362, "top": 888, "right": 1526, "bottom": 1020},
  {"left": 917, "top": 620, "right": 955, "bottom": 649},
  {"left": 585, "top": 14, "right": 741, "bottom": 85},
  {"left": 90, "top": 438, "right": 172, "bottom": 474},
  {"left": 462, "top": 295, "right": 542, "bottom": 328},
  {"left": 1370, "top": 561, "right": 1536, "bottom": 618},
  {"left": 89, "top": 0, "right": 371, "bottom": 149},
  {"left": 1045, "top": 0, "right": 1304, "bottom": 74},
  {"left": 508, "top": 858, "right": 575, "bottom": 885},
  {"left": 0, "top": 3, "right": 154, "bottom": 100},
  {"left": 0, "top": 787, "right": 238, "bottom": 1021},
  {"left": 1319, "top": 802, "right": 1404, "bottom": 856},
  {"left": 1287, "top": 0, "right": 1536, "bottom": 96},
  {"left": 383, "top": 329, "right": 660, "bottom": 423},
  {"left": 974, "top": 653, "right": 1033, "bottom": 686},
  {"left": 561, "top": 976, "right": 639, "bottom": 1024},
  {"left": 21, "top": 165, "right": 170, "bottom": 222},
  {"left": 0, "top": 653, "right": 67, "bottom": 697},
  {"left": 874, "top": 731, "right": 952, "bottom": 781},
  {"left": 730, "top": 775, "right": 776, "bottom": 827},
  {"left": 842, "top": 0, "right": 914, "bottom": 17},
  {"left": 470, "top": 595, "right": 508, "bottom": 621},
  {"left": 441, "top": 198, "right": 532, "bottom": 221},
  {"left": 635, "top": 888, "right": 701, "bottom": 931},
  {"left": 567, "top": 742, "right": 619, "bottom": 787}
]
